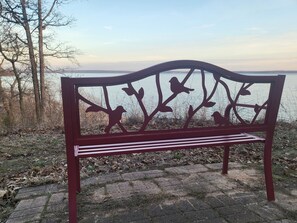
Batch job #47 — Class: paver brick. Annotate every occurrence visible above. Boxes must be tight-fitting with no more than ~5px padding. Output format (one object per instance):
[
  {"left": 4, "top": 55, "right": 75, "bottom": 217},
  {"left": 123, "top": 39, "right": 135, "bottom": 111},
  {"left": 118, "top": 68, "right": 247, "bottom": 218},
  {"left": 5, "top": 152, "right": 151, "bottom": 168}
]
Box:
[
  {"left": 122, "top": 169, "right": 165, "bottom": 181},
  {"left": 14, "top": 196, "right": 48, "bottom": 211},
  {"left": 175, "top": 199, "right": 197, "bottom": 212},
  {"left": 46, "top": 192, "right": 68, "bottom": 212},
  {"left": 81, "top": 173, "right": 122, "bottom": 187},
  {"left": 132, "top": 180, "right": 161, "bottom": 194},
  {"left": 197, "top": 218, "right": 228, "bottom": 223},
  {"left": 165, "top": 164, "right": 208, "bottom": 174},
  {"left": 215, "top": 194, "right": 240, "bottom": 206},
  {"left": 6, "top": 214, "right": 40, "bottom": 223},
  {"left": 270, "top": 220, "right": 297, "bottom": 223},
  {"left": 205, "top": 163, "right": 224, "bottom": 170},
  {"left": 6, "top": 196, "right": 48, "bottom": 223},
  {"left": 147, "top": 204, "right": 167, "bottom": 217},
  {"left": 15, "top": 184, "right": 59, "bottom": 200},
  {"left": 111, "top": 209, "right": 149, "bottom": 222},
  {"left": 92, "top": 187, "right": 107, "bottom": 203},
  {"left": 204, "top": 196, "right": 225, "bottom": 208},
  {"left": 276, "top": 192, "right": 297, "bottom": 211},
  {"left": 186, "top": 199, "right": 210, "bottom": 210},
  {"left": 226, "top": 191, "right": 260, "bottom": 205},
  {"left": 247, "top": 204, "right": 285, "bottom": 221},
  {"left": 182, "top": 174, "right": 218, "bottom": 193},
  {"left": 225, "top": 212, "right": 264, "bottom": 223},
  {"left": 154, "top": 177, "right": 186, "bottom": 196},
  {"left": 183, "top": 209, "right": 220, "bottom": 221},
  {"left": 227, "top": 169, "right": 264, "bottom": 188},
  {"left": 122, "top": 172, "right": 147, "bottom": 181},
  {"left": 205, "top": 162, "right": 242, "bottom": 170},
  {"left": 152, "top": 213, "right": 186, "bottom": 223},
  {"left": 216, "top": 204, "right": 247, "bottom": 216},
  {"left": 106, "top": 180, "right": 161, "bottom": 199}
]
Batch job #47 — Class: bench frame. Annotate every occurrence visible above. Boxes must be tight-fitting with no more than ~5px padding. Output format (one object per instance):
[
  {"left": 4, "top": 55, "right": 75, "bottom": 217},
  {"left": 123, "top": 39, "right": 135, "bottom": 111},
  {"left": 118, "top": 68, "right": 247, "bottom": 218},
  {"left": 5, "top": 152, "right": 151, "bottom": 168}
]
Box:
[{"left": 61, "top": 60, "right": 285, "bottom": 222}]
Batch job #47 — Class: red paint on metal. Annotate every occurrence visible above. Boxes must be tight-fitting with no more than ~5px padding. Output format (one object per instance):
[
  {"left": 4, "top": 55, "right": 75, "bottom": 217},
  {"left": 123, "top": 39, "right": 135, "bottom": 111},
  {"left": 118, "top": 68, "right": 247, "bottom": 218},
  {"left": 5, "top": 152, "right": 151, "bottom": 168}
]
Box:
[{"left": 61, "top": 60, "right": 285, "bottom": 222}]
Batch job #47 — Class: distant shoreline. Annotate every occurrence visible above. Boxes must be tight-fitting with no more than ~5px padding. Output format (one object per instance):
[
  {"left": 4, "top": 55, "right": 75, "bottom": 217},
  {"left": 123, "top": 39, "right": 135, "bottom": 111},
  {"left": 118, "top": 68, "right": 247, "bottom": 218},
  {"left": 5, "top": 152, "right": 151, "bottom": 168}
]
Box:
[
  {"left": 2, "top": 69, "right": 296, "bottom": 77},
  {"left": 237, "top": 70, "right": 297, "bottom": 74},
  {"left": 54, "top": 69, "right": 297, "bottom": 74},
  {"left": 56, "top": 69, "right": 133, "bottom": 74}
]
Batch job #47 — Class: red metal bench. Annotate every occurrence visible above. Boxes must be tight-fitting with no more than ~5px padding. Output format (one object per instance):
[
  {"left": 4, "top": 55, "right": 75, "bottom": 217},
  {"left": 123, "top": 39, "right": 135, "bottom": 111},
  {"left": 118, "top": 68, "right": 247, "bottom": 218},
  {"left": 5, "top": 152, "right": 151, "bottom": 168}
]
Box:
[{"left": 61, "top": 60, "right": 285, "bottom": 222}]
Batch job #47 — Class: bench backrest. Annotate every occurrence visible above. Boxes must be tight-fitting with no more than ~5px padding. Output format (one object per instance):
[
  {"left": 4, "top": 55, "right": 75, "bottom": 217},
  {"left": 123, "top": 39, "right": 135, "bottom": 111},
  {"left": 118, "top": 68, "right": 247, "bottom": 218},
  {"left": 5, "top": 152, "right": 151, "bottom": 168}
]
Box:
[{"left": 61, "top": 60, "right": 285, "bottom": 146}]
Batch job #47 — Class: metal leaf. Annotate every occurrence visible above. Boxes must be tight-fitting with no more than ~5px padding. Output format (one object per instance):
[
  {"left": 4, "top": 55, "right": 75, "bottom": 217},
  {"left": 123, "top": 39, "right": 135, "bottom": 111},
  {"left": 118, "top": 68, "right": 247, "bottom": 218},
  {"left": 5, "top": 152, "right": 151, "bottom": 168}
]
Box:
[
  {"left": 86, "top": 105, "right": 102, "bottom": 112},
  {"left": 159, "top": 105, "right": 173, "bottom": 112},
  {"left": 254, "top": 104, "right": 260, "bottom": 113},
  {"left": 122, "top": 87, "right": 134, "bottom": 96},
  {"left": 188, "top": 105, "right": 194, "bottom": 116},
  {"left": 204, "top": 101, "right": 216, "bottom": 107},
  {"left": 138, "top": 87, "right": 144, "bottom": 99},
  {"left": 239, "top": 89, "right": 251, "bottom": 96}
]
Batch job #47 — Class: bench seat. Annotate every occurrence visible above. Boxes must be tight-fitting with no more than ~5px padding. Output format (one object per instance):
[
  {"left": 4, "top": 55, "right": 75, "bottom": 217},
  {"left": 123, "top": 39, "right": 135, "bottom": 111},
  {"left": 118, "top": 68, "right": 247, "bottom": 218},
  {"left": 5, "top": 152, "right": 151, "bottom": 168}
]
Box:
[{"left": 75, "top": 133, "right": 264, "bottom": 157}]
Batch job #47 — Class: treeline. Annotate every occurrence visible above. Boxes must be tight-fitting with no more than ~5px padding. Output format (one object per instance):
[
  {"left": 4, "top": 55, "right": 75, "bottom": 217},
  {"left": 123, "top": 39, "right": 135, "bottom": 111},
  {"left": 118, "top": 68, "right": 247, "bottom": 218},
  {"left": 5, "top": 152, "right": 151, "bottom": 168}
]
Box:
[{"left": 0, "top": 0, "right": 76, "bottom": 132}]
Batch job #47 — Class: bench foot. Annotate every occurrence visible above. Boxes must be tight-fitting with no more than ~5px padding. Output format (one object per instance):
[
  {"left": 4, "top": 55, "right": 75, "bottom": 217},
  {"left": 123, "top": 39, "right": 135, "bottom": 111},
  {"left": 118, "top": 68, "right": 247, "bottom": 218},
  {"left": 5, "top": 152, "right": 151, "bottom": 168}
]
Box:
[
  {"left": 68, "top": 190, "right": 77, "bottom": 223},
  {"left": 264, "top": 158, "right": 275, "bottom": 201},
  {"left": 67, "top": 155, "right": 79, "bottom": 222},
  {"left": 264, "top": 137, "right": 275, "bottom": 201}
]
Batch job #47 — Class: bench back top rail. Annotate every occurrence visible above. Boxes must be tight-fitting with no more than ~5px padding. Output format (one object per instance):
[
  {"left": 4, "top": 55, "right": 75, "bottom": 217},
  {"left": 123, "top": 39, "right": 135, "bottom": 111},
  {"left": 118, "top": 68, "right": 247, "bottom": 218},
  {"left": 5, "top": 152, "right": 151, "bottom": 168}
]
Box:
[{"left": 61, "top": 60, "right": 285, "bottom": 145}]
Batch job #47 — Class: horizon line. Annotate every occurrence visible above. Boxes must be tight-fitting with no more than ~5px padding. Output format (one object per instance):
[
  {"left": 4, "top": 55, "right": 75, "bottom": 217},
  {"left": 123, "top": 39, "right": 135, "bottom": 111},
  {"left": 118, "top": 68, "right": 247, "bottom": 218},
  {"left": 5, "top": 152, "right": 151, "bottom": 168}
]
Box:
[{"left": 54, "top": 69, "right": 297, "bottom": 74}]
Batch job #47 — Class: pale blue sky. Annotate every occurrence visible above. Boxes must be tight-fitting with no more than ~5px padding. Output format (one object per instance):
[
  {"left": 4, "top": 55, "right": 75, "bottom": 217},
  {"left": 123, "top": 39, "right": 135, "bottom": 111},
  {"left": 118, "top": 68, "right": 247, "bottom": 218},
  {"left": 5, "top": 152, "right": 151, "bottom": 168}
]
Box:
[{"left": 53, "top": 0, "right": 297, "bottom": 71}]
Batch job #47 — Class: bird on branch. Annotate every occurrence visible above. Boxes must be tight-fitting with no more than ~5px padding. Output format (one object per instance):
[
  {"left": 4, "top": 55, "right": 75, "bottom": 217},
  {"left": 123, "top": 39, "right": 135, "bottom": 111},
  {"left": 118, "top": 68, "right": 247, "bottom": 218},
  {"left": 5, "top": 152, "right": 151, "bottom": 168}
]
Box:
[
  {"left": 104, "top": 106, "right": 126, "bottom": 133},
  {"left": 211, "top": 111, "right": 230, "bottom": 126},
  {"left": 169, "top": 77, "right": 194, "bottom": 94}
]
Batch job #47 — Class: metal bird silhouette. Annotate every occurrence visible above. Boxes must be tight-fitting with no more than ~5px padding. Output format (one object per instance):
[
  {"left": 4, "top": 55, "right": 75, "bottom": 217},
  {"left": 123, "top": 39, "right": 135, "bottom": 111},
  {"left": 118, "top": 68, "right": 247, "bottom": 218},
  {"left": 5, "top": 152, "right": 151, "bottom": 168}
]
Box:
[
  {"left": 104, "top": 106, "right": 126, "bottom": 133},
  {"left": 211, "top": 111, "right": 230, "bottom": 126},
  {"left": 169, "top": 77, "right": 194, "bottom": 94}
]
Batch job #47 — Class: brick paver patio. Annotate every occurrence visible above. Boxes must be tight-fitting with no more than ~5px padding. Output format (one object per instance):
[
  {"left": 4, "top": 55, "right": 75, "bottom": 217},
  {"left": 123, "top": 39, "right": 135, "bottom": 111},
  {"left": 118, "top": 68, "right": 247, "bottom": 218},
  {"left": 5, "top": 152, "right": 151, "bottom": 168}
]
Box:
[{"left": 5, "top": 163, "right": 297, "bottom": 223}]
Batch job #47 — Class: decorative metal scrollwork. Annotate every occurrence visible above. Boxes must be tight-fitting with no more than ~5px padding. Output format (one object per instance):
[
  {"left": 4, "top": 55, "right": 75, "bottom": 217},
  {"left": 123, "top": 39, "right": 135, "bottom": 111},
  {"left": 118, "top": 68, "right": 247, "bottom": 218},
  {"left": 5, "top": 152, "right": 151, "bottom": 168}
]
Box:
[{"left": 78, "top": 68, "right": 268, "bottom": 134}]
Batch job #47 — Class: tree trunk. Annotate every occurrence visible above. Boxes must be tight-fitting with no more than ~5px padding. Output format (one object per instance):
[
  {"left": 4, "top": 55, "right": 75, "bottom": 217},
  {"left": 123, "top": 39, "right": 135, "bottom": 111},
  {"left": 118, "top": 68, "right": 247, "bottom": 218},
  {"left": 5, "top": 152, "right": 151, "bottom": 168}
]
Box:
[
  {"left": 20, "top": 0, "right": 41, "bottom": 123},
  {"left": 12, "top": 62, "right": 24, "bottom": 118},
  {"left": 0, "top": 78, "right": 17, "bottom": 129},
  {"left": 0, "top": 78, "right": 11, "bottom": 128},
  {"left": 8, "top": 80, "right": 17, "bottom": 126},
  {"left": 38, "top": 0, "right": 45, "bottom": 122}
]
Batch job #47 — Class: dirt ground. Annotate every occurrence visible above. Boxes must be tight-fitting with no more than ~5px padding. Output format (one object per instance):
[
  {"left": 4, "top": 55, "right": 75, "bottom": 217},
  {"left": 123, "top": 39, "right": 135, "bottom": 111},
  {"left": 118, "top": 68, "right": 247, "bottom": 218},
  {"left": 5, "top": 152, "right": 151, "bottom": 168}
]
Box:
[{"left": 0, "top": 121, "right": 297, "bottom": 221}]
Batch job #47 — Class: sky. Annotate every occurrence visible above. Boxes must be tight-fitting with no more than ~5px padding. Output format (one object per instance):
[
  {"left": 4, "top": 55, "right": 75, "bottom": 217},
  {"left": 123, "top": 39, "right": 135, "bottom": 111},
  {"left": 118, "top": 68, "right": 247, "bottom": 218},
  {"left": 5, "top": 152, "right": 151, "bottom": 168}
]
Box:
[{"left": 52, "top": 0, "right": 297, "bottom": 71}]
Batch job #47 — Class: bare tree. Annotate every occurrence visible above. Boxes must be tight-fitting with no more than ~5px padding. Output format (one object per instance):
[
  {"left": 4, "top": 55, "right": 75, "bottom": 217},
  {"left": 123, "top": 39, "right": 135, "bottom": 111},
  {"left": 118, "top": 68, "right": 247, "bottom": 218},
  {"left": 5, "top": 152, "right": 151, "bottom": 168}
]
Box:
[
  {"left": 21, "top": 0, "right": 42, "bottom": 121},
  {"left": 0, "top": 0, "right": 76, "bottom": 124},
  {"left": 0, "top": 24, "right": 29, "bottom": 118}
]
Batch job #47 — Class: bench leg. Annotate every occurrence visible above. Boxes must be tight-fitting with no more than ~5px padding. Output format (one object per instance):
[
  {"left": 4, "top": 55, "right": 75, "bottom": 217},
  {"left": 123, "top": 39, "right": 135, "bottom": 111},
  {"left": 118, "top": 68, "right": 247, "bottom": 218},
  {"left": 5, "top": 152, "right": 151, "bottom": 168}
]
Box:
[
  {"left": 68, "top": 185, "right": 77, "bottom": 223},
  {"left": 76, "top": 157, "right": 81, "bottom": 193},
  {"left": 264, "top": 136, "right": 275, "bottom": 201},
  {"left": 222, "top": 145, "right": 230, "bottom": 174},
  {"left": 67, "top": 158, "right": 78, "bottom": 223}
]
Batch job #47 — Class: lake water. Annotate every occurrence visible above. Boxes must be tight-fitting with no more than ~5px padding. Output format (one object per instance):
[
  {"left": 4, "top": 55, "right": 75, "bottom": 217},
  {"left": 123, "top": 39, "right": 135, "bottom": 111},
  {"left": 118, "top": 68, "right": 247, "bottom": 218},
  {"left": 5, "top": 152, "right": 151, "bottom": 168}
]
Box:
[
  {"left": 49, "top": 70, "right": 297, "bottom": 122},
  {"left": 2, "top": 70, "right": 297, "bottom": 122}
]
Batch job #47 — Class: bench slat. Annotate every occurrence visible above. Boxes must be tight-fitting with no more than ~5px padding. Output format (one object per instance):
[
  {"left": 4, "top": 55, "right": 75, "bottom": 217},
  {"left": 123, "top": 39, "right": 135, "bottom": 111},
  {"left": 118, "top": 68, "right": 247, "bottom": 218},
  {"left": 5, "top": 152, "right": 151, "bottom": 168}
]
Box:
[{"left": 75, "top": 133, "right": 264, "bottom": 157}]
